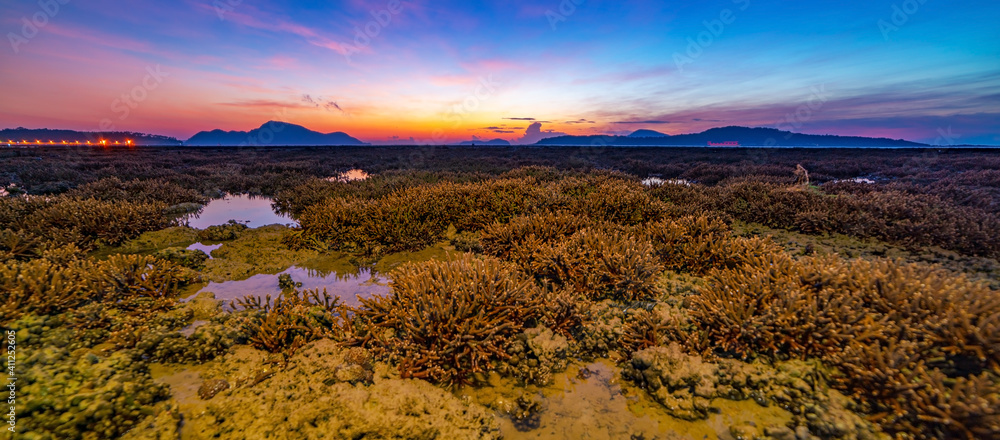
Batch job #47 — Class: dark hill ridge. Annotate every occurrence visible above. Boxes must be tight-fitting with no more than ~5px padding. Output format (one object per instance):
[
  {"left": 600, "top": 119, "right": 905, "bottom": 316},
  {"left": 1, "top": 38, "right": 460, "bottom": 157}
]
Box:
[
  {"left": 0, "top": 127, "right": 181, "bottom": 145},
  {"left": 185, "top": 121, "right": 368, "bottom": 146},
  {"left": 628, "top": 129, "right": 667, "bottom": 138},
  {"left": 456, "top": 139, "right": 512, "bottom": 146},
  {"left": 539, "top": 126, "right": 928, "bottom": 147}
]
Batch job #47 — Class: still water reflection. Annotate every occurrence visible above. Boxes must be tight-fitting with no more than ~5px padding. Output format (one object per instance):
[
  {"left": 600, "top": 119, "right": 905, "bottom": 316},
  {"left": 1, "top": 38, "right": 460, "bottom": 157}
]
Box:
[
  {"left": 182, "top": 194, "right": 296, "bottom": 229},
  {"left": 188, "top": 266, "right": 390, "bottom": 307},
  {"left": 328, "top": 169, "right": 371, "bottom": 182},
  {"left": 186, "top": 242, "right": 222, "bottom": 258}
]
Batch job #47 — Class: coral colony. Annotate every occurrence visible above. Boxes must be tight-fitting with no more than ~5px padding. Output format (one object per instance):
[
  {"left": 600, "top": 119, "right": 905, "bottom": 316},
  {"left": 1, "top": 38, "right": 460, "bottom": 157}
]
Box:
[{"left": 2, "top": 147, "right": 999, "bottom": 438}]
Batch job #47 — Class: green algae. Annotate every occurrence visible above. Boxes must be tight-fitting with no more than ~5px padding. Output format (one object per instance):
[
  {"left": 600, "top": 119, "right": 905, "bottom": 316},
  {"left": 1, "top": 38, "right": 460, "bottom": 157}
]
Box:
[
  {"left": 372, "top": 240, "right": 459, "bottom": 274},
  {"left": 734, "top": 221, "right": 1000, "bottom": 288},
  {"left": 91, "top": 226, "right": 200, "bottom": 259},
  {"left": 460, "top": 359, "right": 795, "bottom": 440},
  {"left": 199, "top": 225, "right": 325, "bottom": 282},
  {"left": 155, "top": 247, "right": 210, "bottom": 270},
  {"left": 134, "top": 339, "right": 501, "bottom": 440}
]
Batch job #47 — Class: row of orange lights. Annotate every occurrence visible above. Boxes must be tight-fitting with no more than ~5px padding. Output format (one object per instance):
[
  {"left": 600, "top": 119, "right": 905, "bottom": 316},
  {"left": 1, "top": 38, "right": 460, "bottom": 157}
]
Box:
[{"left": 5, "top": 139, "right": 132, "bottom": 146}]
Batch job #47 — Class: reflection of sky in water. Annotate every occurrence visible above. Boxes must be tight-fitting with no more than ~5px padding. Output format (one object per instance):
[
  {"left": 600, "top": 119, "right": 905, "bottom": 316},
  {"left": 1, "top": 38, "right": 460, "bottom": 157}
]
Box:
[
  {"left": 327, "top": 169, "right": 370, "bottom": 182},
  {"left": 182, "top": 194, "right": 297, "bottom": 229},
  {"left": 186, "top": 242, "right": 222, "bottom": 258},
  {"left": 188, "top": 266, "right": 390, "bottom": 307}
]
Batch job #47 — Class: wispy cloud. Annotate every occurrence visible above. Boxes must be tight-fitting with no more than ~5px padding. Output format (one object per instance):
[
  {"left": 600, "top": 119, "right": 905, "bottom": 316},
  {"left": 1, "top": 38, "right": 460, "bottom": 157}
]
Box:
[
  {"left": 611, "top": 120, "right": 671, "bottom": 124},
  {"left": 219, "top": 100, "right": 313, "bottom": 109}
]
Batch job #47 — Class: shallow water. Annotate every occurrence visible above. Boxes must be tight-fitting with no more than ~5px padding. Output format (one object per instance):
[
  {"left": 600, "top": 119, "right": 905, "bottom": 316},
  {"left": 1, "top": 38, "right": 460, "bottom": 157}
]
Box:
[
  {"left": 182, "top": 194, "right": 297, "bottom": 229},
  {"left": 642, "top": 177, "right": 692, "bottom": 187},
  {"left": 187, "top": 242, "right": 223, "bottom": 258},
  {"left": 328, "top": 168, "right": 371, "bottom": 182},
  {"left": 461, "top": 360, "right": 792, "bottom": 440},
  {"left": 188, "top": 266, "right": 390, "bottom": 307}
]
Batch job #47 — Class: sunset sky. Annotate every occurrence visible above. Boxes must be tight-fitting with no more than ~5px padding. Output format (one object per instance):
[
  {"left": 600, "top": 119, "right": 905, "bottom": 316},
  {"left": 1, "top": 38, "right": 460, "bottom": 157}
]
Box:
[{"left": 1, "top": 0, "right": 997, "bottom": 145}]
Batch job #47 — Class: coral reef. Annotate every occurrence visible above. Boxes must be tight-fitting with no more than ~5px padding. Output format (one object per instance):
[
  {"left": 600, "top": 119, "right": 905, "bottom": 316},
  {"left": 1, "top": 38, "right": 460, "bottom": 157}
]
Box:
[
  {"left": 643, "top": 214, "right": 782, "bottom": 275},
  {"left": 171, "top": 339, "right": 501, "bottom": 439},
  {"left": 197, "top": 219, "right": 249, "bottom": 241},
  {"left": 155, "top": 246, "right": 210, "bottom": 269},
  {"left": 690, "top": 253, "right": 1000, "bottom": 439},
  {"left": 359, "top": 254, "right": 547, "bottom": 385},
  {"left": 6, "top": 162, "right": 1000, "bottom": 439},
  {"left": 624, "top": 343, "right": 886, "bottom": 439},
  {"left": 526, "top": 228, "right": 663, "bottom": 302},
  {"left": 499, "top": 326, "right": 574, "bottom": 386},
  {"left": 10, "top": 315, "right": 171, "bottom": 440},
  {"left": 67, "top": 176, "right": 208, "bottom": 206},
  {"left": 1, "top": 253, "right": 192, "bottom": 322},
  {"left": 233, "top": 288, "right": 347, "bottom": 356}
]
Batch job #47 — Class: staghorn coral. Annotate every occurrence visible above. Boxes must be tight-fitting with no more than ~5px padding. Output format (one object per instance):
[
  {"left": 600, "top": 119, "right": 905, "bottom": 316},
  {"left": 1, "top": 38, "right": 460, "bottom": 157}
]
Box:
[
  {"left": 98, "top": 253, "right": 195, "bottom": 301},
  {"left": 22, "top": 197, "right": 170, "bottom": 248},
  {"left": 525, "top": 228, "right": 664, "bottom": 302},
  {"left": 359, "top": 254, "right": 547, "bottom": 385},
  {"left": 480, "top": 212, "right": 591, "bottom": 260},
  {"left": 233, "top": 288, "right": 348, "bottom": 356},
  {"left": 0, "top": 227, "right": 41, "bottom": 262},
  {"left": 67, "top": 176, "right": 208, "bottom": 206},
  {"left": 690, "top": 253, "right": 1000, "bottom": 439},
  {"left": 450, "top": 230, "right": 484, "bottom": 253},
  {"left": 295, "top": 178, "right": 551, "bottom": 255},
  {"left": 643, "top": 214, "right": 782, "bottom": 275},
  {"left": 834, "top": 342, "right": 1000, "bottom": 440},
  {"left": 2, "top": 252, "right": 191, "bottom": 324},
  {"left": 619, "top": 302, "right": 698, "bottom": 356},
  {"left": 562, "top": 178, "right": 675, "bottom": 225},
  {"left": 0, "top": 257, "right": 96, "bottom": 321}
]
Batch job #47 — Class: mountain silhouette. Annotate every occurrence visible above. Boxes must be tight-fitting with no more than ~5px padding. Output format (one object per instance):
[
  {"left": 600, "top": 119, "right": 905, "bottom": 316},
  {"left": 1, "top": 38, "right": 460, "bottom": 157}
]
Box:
[
  {"left": 455, "top": 138, "right": 512, "bottom": 146},
  {"left": 185, "top": 121, "right": 368, "bottom": 146},
  {"left": 537, "top": 126, "right": 928, "bottom": 147},
  {"left": 628, "top": 129, "right": 667, "bottom": 138}
]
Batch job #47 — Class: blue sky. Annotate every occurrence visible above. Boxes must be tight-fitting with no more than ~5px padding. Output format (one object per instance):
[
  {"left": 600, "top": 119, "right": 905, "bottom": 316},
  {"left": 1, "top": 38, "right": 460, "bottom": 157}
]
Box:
[{"left": 1, "top": 0, "right": 997, "bottom": 144}]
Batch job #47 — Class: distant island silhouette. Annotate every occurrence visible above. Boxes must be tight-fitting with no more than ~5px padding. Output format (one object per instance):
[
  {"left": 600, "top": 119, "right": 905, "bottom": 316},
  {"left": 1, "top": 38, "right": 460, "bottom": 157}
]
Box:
[
  {"left": 455, "top": 139, "right": 512, "bottom": 146},
  {"left": 628, "top": 129, "right": 668, "bottom": 138},
  {"left": 0, "top": 124, "right": 953, "bottom": 147},
  {"left": 185, "top": 121, "right": 368, "bottom": 146},
  {"left": 539, "top": 126, "right": 929, "bottom": 147}
]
